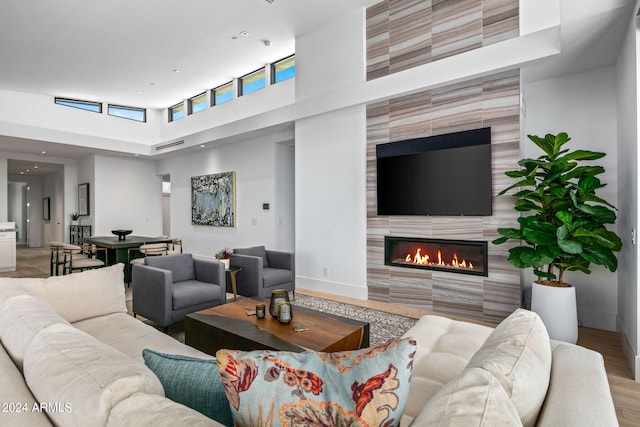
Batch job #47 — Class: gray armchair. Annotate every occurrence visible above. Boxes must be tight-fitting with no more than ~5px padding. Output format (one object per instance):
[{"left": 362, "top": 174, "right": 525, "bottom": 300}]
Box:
[
  {"left": 230, "top": 246, "right": 295, "bottom": 298},
  {"left": 132, "top": 253, "right": 226, "bottom": 331}
]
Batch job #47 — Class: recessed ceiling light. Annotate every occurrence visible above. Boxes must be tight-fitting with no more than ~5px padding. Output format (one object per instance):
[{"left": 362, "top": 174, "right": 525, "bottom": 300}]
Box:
[
  {"left": 173, "top": 69, "right": 181, "bottom": 73},
  {"left": 200, "top": 144, "right": 206, "bottom": 148},
  {"left": 34, "top": 165, "right": 38, "bottom": 169},
  {"left": 40, "top": 151, "right": 46, "bottom": 155},
  {"left": 239, "top": 31, "right": 249, "bottom": 37}
]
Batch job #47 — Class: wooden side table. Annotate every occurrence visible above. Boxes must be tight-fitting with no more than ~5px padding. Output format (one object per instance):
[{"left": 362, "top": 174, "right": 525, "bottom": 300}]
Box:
[{"left": 226, "top": 266, "right": 242, "bottom": 301}]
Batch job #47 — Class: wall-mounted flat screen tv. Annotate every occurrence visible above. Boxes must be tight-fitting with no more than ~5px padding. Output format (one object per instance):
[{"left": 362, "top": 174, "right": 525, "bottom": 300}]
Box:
[{"left": 376, "top": 127, "right": 492, "bottom": 216}]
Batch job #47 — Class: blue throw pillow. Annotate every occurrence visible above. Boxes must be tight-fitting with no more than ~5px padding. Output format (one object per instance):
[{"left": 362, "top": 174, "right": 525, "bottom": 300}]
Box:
[
  {"left": 216, "top": 338, "right": 416, "bottom": 427},
  {"left": 142, "top": 349, "right": 234, "bottom": 427}
]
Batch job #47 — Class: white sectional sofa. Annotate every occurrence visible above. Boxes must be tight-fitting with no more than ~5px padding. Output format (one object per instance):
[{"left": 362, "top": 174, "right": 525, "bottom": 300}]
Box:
[
  {"left": 0, "top": 264, "right": 223, "bottom": 427},
  {"left": 0, "top": 263, "right": 619, "bottom": 426}
]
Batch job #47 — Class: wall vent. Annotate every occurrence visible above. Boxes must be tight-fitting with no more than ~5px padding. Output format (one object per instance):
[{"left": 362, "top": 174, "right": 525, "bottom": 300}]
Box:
[{"left": 155, "top": 140, "right": 184, "bottom": 151}]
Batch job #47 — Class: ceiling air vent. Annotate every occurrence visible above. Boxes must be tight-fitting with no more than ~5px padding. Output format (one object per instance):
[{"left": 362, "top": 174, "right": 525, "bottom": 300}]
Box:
[{"left": 155, "top": 140, "right": 184, "bottom": 151}]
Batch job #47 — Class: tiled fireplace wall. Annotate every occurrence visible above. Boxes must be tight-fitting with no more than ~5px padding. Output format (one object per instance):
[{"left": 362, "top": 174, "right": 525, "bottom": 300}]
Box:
[{"left": 365, "top": 0, "right": 521, "bottom": 323}]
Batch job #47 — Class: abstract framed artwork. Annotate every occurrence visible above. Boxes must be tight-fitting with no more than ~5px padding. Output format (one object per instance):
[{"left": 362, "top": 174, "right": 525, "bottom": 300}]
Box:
[
  {"left": 78, "top": 183, "right": 90, "bottom": 216},
  {"left": 191, "top": 172, "right": 236, "bottom": 227}
]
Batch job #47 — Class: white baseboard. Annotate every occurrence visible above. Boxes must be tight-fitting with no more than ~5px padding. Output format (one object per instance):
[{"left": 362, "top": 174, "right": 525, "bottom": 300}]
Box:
[
  {"left": 577, "top": 307, "right": 617, "bottom": 332},
  {"left": 295, "top": 275, "right": 368, "bottom": 300},
  {"left": 618, "top": 318, "right": 640, "bottom": 381}
]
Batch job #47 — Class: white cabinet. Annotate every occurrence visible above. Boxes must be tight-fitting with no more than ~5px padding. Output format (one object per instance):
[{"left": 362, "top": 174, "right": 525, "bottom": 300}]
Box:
[{"left": 0, "top": 222, "right": 16, "bottom": 272}]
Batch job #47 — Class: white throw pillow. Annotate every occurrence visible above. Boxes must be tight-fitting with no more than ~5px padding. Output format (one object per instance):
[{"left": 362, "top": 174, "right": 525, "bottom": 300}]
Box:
[
  {"left": 465, "top": 308, "right": 552, "bottom": 427},
  {"left": 19, "top": 263, "right": 126, "bottom": 323},
  {"left": 0, "top": 295, "right": 70, "bottom": 371},
  {"left": 410, "top": 367, "right": 523, "bottom": 426},
  {"left": 23, "top": 323, "right": 164, "bottom": 427}
]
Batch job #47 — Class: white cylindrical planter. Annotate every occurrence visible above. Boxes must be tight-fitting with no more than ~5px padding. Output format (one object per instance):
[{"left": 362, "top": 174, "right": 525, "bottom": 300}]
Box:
[
  {"left": 220, "top": 258, "right": 230, "bottom": 270},
  {"left": 530, "top": 281, "right": 578, "bottom": 344}
]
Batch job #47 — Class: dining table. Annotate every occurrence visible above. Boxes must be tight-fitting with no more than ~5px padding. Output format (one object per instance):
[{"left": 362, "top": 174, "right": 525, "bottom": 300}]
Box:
[{"left": 82, "top": 235, "right": 172, "bottom": 282}]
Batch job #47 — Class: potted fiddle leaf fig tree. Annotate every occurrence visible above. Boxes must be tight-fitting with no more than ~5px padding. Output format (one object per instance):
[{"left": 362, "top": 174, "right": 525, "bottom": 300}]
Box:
[{"left": 493, "top": 132, "right": 622, "bottom": 343}]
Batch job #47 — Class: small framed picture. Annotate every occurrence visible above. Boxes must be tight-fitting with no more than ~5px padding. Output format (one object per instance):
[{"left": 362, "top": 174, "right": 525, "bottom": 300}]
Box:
[
  {"left": 78, "top": 183, "right": 90, "bottom": 216},
  {"left": 43, "top": 197, "right": 50, "bottom": 221}
]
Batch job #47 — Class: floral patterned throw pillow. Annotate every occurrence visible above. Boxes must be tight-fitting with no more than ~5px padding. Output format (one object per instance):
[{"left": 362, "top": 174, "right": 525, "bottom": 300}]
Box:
[{"left": 216, "top": 338, "right": 416, "bottom": 427}]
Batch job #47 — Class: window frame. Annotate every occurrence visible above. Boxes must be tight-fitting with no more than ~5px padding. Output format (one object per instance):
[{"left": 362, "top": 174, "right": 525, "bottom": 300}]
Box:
[
  {"left": 238, "top": 67, "right": 266, "bottom": 97},
  {"left": 271, "top": 54, "right": 296, "bottom": 84},
  {"left": 168, "top": 102, "right": 185, "bottom": 122},
  {"left": 54, "top": 97, "right": 102, "bottom": 113},
  {"left": 107, "top": 104, "right": 146, "bottom": 122},
  {"left": 188, "top": 92, "right": 208, "bottom": 115},
  {"left": 211, "top": 81, "right": 234, "bottom": 106}
]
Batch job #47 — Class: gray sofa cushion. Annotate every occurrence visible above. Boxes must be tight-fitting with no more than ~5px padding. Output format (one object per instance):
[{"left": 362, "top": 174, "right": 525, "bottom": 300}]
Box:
[
  {"left": 234, "top": 246, "right": 268, "bottom": 267},
  {"left": 146, "top": 254, "right": 195, "bottom": 283},
  {"left": 262, "top": 267, "right": 292, "bottom": 288},
  {"left": 172, "top": 281, "right": 223, "bottom": 311}
]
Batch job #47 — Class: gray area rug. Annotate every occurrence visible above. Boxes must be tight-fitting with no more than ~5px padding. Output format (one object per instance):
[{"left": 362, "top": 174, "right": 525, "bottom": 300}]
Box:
[
  {"left": 292, "top": 294, "right": 418, "bottom": 346},
  {"left": 167, "top": 294, "right": 418, "bottom": 347}
]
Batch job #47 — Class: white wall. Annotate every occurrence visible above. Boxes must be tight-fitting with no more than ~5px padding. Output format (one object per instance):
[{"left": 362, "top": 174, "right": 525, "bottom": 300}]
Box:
[
  {"left": 156, "top": 129, "right": 295, "bottom": 258},
  {"left": 523, "top": 66, "right": 620, "bottom": 331},
  {"left": 293, "top": 8, "right": 368, "bottom": 299},
  {"left": 616, "top": 13, "right": 640, "bottom": 379},
  {"left": 93, "top": 155, "right": 163, "bottom": 236},
  {"left": 295, "top": 106, "right": 368, "bottom": 298},
  {"left": 0, "top": 90, "right": 160, "bottom": 154},
  {"left": 8, "top": 174, "right": 43, "bottom": 247}
]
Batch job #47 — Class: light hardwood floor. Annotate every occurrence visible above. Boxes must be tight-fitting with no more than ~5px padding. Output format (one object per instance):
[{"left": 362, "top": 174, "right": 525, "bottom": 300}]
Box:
[{"left": 3, "top": 246, "right": 640, "bottom": 425}]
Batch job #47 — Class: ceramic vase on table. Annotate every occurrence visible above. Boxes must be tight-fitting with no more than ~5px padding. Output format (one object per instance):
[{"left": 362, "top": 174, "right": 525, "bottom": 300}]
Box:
[
  {"left": 219, "top": 258, "right": 230, "bottom": 269},
  {"left": 530, "top": 281, "right": 578, "bottom": 344}
]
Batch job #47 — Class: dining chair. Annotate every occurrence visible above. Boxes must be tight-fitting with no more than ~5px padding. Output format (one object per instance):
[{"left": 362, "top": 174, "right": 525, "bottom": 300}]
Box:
[{"left": 63, "top": 244, "right": 107, "bottom": 274}]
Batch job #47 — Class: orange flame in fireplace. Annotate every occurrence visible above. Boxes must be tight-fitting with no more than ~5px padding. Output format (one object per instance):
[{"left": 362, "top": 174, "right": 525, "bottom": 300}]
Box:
[{"left": 403, "top": 248, "right": 474, "bottom": 270}]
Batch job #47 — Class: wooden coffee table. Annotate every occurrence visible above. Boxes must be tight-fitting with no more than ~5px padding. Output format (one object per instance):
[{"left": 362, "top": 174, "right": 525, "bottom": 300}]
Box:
[{"left": 184, "top": 298, "right": 370, "bottom": 355}]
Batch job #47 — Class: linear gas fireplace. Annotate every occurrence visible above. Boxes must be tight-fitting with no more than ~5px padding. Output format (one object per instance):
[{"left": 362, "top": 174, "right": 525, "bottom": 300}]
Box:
[{"left": 385, "top": 236, "right": 488, "bottom": 277}]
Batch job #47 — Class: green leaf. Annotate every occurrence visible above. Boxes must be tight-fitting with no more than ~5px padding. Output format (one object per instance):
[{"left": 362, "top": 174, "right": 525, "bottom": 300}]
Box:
[
  {"left": 508, "top": 246, "right": 550, "bottom": 269},
  {"left": 523, "top": 227, "right": 557, "bottom": 246},
  {"left": 496, "top": 228, "right": 524, "bottom": 239},
  {"left": 556, "top": 225, "right": 569, "bottom": 240},
  {"left": 498, "top": 178, "right": 536, "bottom": 196},
  {"left": 556, "top": 211, "right": 573, "bottom": 226},
  {"left": 573, "top": 228, "right": 623, "bottom": 251},
  {"left": 505, "top": 170, "right": 529, "bottom": 178},
  {"left": 564, "top": 165, "right": 606, "bottom": 181},
  {"left": 508, "top": 247, "right": 536, "bottom": 269},
  {"left": 527, "top": 134, "right": 555, "bottom": 158},
  {"left": 551, "top": 133, "right": 571, "bottom": 157},
  {"left": 579, "top": 176, "right": 603, "bottom": 193},
  {"left": 582, "top": 245, "right": 618, "bottom": 272},
  {"left": 582, "top": 194, "right": 617, "bottom": 210},
  {"left": 535, "top": 247, "right": 555, "bottom": 265},
  {"left": 492, "top": 236, "right": 509, "bottom": 245},
  {"left": 515, "top": 200, "right": 541, "bottom": 212},
  {"left": 577, "top": 204, "right": 617, "bottom": 224},
  {"left": 557, "top": 149, "right": 606, "bottom": 163},
  {"left": 534, "top": 269, "right": 557, "bottom": 280},
  {"left": 558, "top": 239, "right": 583, "bottom": 254}
]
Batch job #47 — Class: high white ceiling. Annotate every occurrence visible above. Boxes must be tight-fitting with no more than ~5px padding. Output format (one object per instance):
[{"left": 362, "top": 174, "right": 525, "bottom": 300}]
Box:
[
  {"left": 0, "top": 0, "right": 637, "bottom": 175},
  {"left": 0, "top": 0, "right": 379, "bottom": 109}
]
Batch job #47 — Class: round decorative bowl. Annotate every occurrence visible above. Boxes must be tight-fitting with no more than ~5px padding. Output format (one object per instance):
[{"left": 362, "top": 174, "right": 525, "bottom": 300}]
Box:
[{"left": 111, "top": 229, "right": 132, "bottom": 240}]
